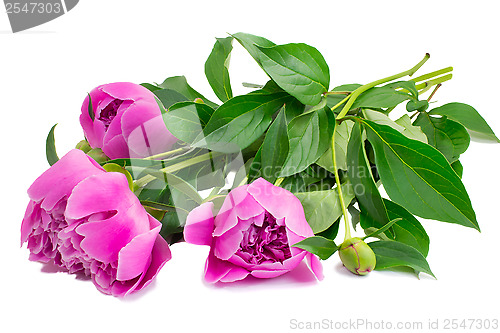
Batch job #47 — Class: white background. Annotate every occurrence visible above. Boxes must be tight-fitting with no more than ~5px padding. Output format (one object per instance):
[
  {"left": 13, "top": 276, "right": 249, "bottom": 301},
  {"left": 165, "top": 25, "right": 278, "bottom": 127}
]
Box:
[{"left": 1, "top": 1, "right": 499, "bottom": 332}]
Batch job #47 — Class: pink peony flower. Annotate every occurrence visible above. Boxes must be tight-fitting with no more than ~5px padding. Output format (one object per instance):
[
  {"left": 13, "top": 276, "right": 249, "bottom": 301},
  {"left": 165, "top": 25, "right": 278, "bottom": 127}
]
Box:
[
  {"left": 21, "top": 149, "right": 171, "bottom": 296},
  {"left": 184, "top": 178, "right": 323, "bottom": 283},
  {"left": 80, "top": 82, "right": 177, "bottom": 159}
]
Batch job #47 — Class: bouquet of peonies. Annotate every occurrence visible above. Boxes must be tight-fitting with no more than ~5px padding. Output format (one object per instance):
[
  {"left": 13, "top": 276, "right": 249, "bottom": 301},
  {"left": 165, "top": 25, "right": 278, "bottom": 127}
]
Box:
[{"left": 21, "top": 33, "right": 498, "bottom": 296}]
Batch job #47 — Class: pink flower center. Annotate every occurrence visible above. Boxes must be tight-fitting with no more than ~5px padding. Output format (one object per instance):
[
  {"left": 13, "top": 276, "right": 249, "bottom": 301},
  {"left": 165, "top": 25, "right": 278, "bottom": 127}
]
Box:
[
  {"left": 98, "top": 99, "right": 124, "bottom": 129},
  {"left": 237, "top": 212, "right": 292, "bottom": 265}
]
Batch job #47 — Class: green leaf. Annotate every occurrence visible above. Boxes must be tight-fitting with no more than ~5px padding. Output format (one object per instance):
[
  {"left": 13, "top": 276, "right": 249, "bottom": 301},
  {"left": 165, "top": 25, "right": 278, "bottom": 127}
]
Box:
[
  {"left": 294, "top": 182, "right": 355, "bottom": 233},
  {"left": 292, "top": 236, "right": 338, "bottom": 260},
  {"left": 428, "top": 102, "right": 499, "bottom": 142},
  {"left": 352, "top": 86, "right": 412, "bottom": 109},
  {"left": 362, "top": 119, "right": 479, "bottom": 230},
  {"left": 347, "top": 122, "right": 390, "bottom": 228},
  {"left": 140, "top": 83, "right": 161, "bottom": 92},
  {"left": 451, "top": 160, "right": 463, "bottom": 178},
  {"left": 394, "top": 114, "right": 428, "bottom": 143},
  {"left": 196, "top": 90, "right": 290, "bottom": 153},
  {"left": 154, "top": 89, "right": 189, "bottom": 109},
  {"left": 284, "top": 98, "right": 306, "bottom": 124},
  {"left": 363, "top": 218, "right": 403, "bottom": 240},
  {"left": 205, "top": 37, "right": 233, "bottom": 102},
  {"left": 363, "top": 109, "right": 427, "bottom": 143},
  {"left": 164, "top": 172, "right": 203, "bottom": 205},
  {"left": 256, "top": 43, "right": 330, "bottom": 105},
  {"left": 384, "top": 80, "right": 418, "bottom": 98},
  {"left": 317, "top": 218, "right": 340, "bottom": 240},
  {"left": 232, "top": 32, "right": 276, "bottom": 67},
  {"left": 87, "top": 93, "right": 95, "bottom": 121},
  {"left": 163, "top": 101, "right": 215, "bottom": 145},
  {"left": 316, "top": 119, "right": 354, "bottom": 172},
  {"left": 406, "top": 100, "right": 429, "bottom": 112},
  {"left": 46, "top": 124, "right": 59, "bottom": 166},
  {"left": 280, "top": 105, "right": 335, "bottom": 177},
  {"left": 361, "top": 199, "right": 430, "bottom": 257},
  {"left": 158, "top": 75, "right": 218, "bottom": 109},
  {"left": 258, "top": 108, "right": 289, "bottom": 183},
  {"left": 368, "top": 240, "right": 435, "bottom": 278},
  {"left": 414, "top": 112, "right": 470, "bottom": 163}
]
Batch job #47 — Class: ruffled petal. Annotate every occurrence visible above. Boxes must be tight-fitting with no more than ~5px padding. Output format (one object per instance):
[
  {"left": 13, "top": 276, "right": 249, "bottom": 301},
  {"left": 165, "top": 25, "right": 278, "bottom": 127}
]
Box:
[
  {"left": 247, "top": 178, "right": 313, "bottom": 237},
  {"left": 27, "top": 149, "right": 104, "bottom": 211},
  {"left": 184, "top": 202, "right": 215, "bottom": 246}
]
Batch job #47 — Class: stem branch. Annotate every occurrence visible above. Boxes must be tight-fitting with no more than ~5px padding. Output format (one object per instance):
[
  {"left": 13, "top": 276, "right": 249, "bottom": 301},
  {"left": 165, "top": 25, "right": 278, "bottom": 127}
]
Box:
[
  {"left": 336, "top": 53, "right": 430, "bottom": 120},
  {"left": 331, "top": 125, "right": 351, "bottom": 240}
]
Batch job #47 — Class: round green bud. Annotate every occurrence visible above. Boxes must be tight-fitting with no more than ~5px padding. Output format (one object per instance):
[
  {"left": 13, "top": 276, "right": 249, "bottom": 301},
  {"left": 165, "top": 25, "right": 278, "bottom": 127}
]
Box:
[
  {"left": 193, "top": 98, "right": 204, "bottom": 104},
  {"left": 75, "top": 140, "right": 92, "bottom": 153},
  {"left": 338, "top": 237, "right": 376, "bottom": 275},
  {"left": 87, "top": 148, "right": 110, "bottom": 164}
]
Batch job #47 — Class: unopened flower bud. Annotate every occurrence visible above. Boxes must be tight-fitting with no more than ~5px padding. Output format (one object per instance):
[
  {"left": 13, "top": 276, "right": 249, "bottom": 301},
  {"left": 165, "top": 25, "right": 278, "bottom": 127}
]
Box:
[
  {"left": 338, "top": 237, "right": 376, "bottom": 275},
  {"left": 194, "top": 98, "right": 204, "bottom": 104},
  {"left": 87, "top": 148, "right": 109, "bottom": 164},
  {"left": 75, "top": 140, "right": 92, "bottom": 153}
]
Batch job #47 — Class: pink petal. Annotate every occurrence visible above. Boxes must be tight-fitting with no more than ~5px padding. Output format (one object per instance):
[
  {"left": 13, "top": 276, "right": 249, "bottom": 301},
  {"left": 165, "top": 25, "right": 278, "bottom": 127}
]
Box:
[
  {"left": 204, "top": 248, "right": 249, "bottom": 283},
  {"left": 214, "top": 227, "right": 244, "bottom": 260},
  {"left": 102, "top": 133, "right": 130, "bottom": 159},
  {"left": 121, "top": 101, "right": 178, "bottom": 158},
  {"left": 20, "top": 200, "right": 38, "bottom": 245},
  {"left": 80, "top": 89, "right": 109, "bottom": 148},
  {"left": 134, "top": 232, "right": 172, "bottom": 292},
  {"left": 247, "top": 178, "right": 314, "bottom": 237},
  {"left": 251, "top": 269, "right": 289, "bottom": 279},
  {"left": 253, "top": 251, "right": 307, "bottom": 273},
  {"left": 116, "top": 219, "right": 162, "bottom": 281},
  {"left": 27, "top": 149, "right": 104, "bottom": 211},
  {"left": 184, "top": 202, "right": 215, "bottom": 246},
  {"left": 306, "top": 252, "right": 324, "bottom": 280},
  {"left": 101, "top": 82, "right": 157, "bottom": 104},
  {"left": 68, "top": 173, "right": 150, "bottom": 263},
  {"left": 219, "top": 266, "right": 250, "bottom": 283},
  {"left": 65, "top": 172, "right": 137, "bottom": 220},
  {"left": 213, "top": 185, "right": 264, "bottom": 237}
]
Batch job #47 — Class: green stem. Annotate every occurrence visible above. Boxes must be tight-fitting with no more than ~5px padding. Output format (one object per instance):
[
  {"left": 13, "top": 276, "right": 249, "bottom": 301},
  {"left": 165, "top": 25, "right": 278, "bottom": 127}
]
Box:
[
  {"left": 336, "top": 53, "right": 430, "bottom": 120},
  {"left": 415, "top": 73, "right": 453, "bottom": 93},
  {"left": 331, "top": 125, "right": 351, "bottom": 240},
  {"left": 143, "top": 147, "right": 187, "bottom": 160},
  {"left": 323, "top": 91, "right": 351, "bottom": 96},
  {"left": 411, "top": 66, "right": 453, "bottom": 83},
  {"left": 134, "top": 152, "right": 223, "bottom": 189},
  {"left": 274, "top": 177, "right": 284, "bottom": 187},
  {"left": 427, "top": 83, "right": 442, "bottom": 102},
  {"left": 330, "top": 95, "right": 350, "bottom": 112}
]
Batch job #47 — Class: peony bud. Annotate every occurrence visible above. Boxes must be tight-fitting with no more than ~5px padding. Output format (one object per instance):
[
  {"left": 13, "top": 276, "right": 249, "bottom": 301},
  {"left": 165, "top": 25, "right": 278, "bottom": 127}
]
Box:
[
  {"left": 338, "top": 237, "right": 376, "bottom": 275},
  {"left": 75, "top": 140, "right": 92, "bottom": 153},
  {"left": 87, "top": 148, "right": 110, "bottom": 164},
  {"left": 194, "top": 98, "right": 204, "bottom": 104}
]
